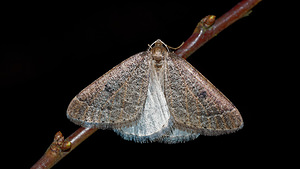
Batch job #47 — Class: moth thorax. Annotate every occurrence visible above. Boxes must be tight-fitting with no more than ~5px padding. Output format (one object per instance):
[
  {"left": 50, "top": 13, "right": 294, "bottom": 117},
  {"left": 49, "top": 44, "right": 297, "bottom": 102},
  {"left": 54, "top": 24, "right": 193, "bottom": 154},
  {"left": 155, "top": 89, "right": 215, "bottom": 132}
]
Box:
[{"left": 151, "top": 43, "right": 168, "bottom": 68}]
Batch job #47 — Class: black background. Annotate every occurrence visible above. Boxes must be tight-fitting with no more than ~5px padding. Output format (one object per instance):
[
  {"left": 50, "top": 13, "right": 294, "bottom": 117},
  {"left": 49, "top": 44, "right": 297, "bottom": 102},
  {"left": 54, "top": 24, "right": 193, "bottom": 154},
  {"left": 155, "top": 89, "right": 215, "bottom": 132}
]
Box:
[{"left": 1, "top": 1, "right": 281, "bottom": 168}]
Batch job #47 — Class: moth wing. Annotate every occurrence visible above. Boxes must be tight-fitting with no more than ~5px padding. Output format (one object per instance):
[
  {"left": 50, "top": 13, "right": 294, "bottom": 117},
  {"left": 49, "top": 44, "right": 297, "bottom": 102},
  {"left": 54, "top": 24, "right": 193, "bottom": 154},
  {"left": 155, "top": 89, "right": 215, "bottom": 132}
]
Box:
[
  {"left": 67, "top": 52, "right": 150, "bottom": 129},
  {"left": 164, "top": 53, "right": 243, "bottom": 135}
]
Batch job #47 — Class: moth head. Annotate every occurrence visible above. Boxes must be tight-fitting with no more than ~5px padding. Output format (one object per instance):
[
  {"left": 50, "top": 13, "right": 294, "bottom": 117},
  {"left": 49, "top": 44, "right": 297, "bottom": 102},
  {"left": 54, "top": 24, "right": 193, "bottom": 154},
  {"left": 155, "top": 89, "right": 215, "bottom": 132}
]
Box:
[{"left": 149, "top": 39, "right": 169, "bottom": 63}]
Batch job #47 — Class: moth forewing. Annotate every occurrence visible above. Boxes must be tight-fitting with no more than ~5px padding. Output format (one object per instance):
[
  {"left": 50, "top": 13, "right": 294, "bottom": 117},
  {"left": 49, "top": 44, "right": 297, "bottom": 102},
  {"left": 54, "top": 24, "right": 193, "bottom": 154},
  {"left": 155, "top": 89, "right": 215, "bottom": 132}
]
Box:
[
  {"left": 67, "top": 52, "right": 150, "bottom": 129},
  {"left": 164, "top": 53, "right": 243, "bottom": 135}
]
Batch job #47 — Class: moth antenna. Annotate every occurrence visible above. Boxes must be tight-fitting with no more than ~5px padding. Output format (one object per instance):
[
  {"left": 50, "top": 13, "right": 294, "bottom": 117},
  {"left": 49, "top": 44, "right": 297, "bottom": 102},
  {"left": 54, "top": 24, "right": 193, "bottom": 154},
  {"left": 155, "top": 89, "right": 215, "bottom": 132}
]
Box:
[
  {"left": 167, "top": 42, "right": 185, "bottom": 50},
  {"left": 148, "top": 39, "right": 170, "bottom": 52},
  {"left": 148, "top": 40, "right": 158, "bottom": 48},
  {"left": 159, "top": 40, "right": 170, "bottom": 52}
]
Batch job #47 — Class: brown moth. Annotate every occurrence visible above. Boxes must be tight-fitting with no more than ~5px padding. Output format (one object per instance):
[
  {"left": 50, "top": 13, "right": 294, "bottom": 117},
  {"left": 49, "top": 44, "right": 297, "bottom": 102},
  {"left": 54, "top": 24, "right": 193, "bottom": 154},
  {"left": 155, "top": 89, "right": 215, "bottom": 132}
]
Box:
[{"left": 67, "top": 39, "right": 243, "bottom": 143}]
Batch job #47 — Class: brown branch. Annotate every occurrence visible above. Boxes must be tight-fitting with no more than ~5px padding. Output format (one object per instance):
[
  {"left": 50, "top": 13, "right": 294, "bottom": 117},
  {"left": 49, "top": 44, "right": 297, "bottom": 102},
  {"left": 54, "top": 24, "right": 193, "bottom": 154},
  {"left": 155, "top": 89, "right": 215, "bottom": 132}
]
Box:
[
  {"left": 31, "top": 0, "right": 261, "bottom": 168},
  {"left": 175, "top": 0, "right": 262, "bottom": 59},
  {"left": 31, "top": 128, "right": 97, "bottom": 169}
]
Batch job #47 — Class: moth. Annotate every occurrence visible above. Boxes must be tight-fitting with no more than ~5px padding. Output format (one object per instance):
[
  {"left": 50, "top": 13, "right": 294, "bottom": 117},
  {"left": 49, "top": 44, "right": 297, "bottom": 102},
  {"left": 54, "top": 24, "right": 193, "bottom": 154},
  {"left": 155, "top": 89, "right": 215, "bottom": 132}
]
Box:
[{"left": 67, "top": 39, "right": 243, "bottom": 143}]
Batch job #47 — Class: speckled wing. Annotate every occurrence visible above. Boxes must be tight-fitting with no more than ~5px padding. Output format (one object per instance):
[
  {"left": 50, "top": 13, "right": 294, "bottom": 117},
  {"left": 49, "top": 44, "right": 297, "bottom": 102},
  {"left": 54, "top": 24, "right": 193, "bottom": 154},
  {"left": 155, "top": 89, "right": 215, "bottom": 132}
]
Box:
[
  {"left": 164, "top": 53, "right": 243, "bottom": 135},
  {"left": 67, "top": 52, "right": 150, "bottom": 129}
]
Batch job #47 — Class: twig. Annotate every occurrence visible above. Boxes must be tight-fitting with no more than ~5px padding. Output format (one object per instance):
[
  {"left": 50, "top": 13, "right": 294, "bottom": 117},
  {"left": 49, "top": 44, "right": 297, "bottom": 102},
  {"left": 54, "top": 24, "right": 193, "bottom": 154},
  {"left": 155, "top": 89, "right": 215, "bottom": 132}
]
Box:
[
  {"left": 31, "top": 0, "right": 261, "bottom": 168},
  {"left": 31, "top": 128, "right": 97, "bottom": 169},
  {"left": 175, "top": 0, "right": 262, "bottom": 59}
]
